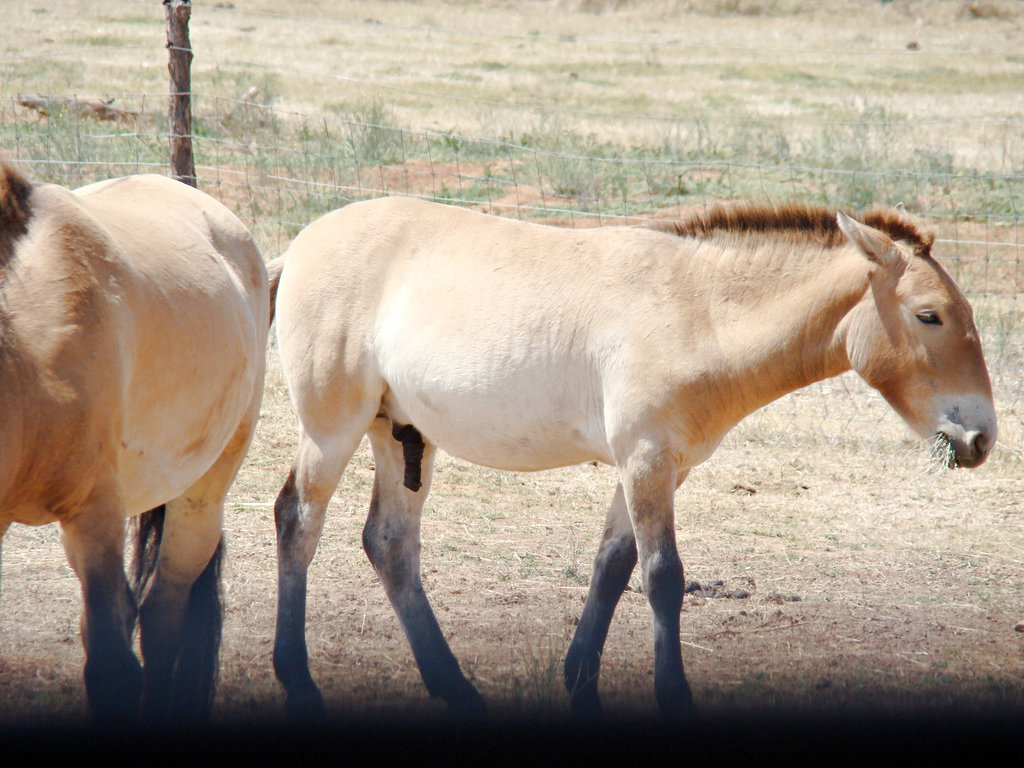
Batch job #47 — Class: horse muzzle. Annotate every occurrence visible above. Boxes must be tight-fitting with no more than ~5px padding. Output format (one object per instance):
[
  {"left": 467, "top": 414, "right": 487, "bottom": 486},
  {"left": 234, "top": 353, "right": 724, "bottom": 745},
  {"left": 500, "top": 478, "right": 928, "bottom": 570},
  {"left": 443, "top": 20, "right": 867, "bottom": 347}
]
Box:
[
  {"left": 929, "top": 395, "right": 998, "bottom": 470},
  {"left": 933, "top": 427, "right": 994, "bottom": 469}
]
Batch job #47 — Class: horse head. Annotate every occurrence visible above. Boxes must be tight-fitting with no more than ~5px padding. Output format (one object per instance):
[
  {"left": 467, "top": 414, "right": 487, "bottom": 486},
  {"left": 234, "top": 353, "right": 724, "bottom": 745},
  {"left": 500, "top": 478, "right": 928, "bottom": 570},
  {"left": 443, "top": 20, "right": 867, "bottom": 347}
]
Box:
[{"left": 838, "top": 210, "right": 996, "bottom": 468}]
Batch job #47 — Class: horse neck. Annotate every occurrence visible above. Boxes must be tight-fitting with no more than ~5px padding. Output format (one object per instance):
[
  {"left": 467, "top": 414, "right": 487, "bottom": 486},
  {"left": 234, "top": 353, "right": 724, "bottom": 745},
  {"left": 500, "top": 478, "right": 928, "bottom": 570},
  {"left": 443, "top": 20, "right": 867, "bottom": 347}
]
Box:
[{"left": 701, "top": 239, "right": 867, "bottom": 416}]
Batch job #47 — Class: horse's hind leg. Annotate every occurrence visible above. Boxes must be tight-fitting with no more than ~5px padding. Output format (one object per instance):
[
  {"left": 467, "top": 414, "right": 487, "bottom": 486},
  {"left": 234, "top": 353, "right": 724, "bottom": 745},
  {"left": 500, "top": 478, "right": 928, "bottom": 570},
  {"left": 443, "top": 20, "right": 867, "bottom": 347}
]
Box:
[
  {"left": 135, "top": 400, "right": 259, "bottom": 723},
  {"left": 274, "top": 426, "right": 366, "bottom": 720},
  {"left": 60, "top": 479, "right": 143, "bottom": 721},
  {"left": 134, "top": 492, "right": 223, "bottom": 723},
  {"left": 564, "top": 482, "right": 637, "bottom": 715},
  {"left": 363, "top": 417, "right": 486, "bottom": 716}
]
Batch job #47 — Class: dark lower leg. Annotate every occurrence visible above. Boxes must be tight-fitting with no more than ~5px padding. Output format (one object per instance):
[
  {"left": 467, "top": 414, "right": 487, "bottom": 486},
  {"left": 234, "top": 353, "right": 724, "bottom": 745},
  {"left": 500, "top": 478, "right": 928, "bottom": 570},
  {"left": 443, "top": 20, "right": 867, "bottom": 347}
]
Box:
[
  {"left": 564, "top": 531, "right": 637, "bottom": 715},
  {"left": 81, "top": 577, "right": 144, "bottom": 722},
  {"left": 644, "top": 546, "right": 694, "bottom": 717},
  {"left": 273, "top": 470, "right": 326, "bottom": 719}
]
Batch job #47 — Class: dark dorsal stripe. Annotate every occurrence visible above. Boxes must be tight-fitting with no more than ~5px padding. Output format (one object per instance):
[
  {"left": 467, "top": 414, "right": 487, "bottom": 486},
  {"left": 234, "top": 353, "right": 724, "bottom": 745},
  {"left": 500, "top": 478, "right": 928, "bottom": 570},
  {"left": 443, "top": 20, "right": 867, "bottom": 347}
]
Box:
[{"left": 656, "top": 202, "right": 934, "bottom": 258}]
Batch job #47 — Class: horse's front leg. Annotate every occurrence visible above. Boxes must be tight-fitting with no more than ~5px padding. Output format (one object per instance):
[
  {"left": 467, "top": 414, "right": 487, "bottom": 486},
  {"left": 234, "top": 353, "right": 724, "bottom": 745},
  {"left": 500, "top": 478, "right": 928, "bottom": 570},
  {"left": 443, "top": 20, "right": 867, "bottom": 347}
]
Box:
[
  {"left": 564, "top": 482, "right": 637, "bottom": 715},
  {"left": 621, "top": 444, "right": 695, "bottom": 718},
  {"left": 60, "top": 481, "right": 143, "bottom": 722}
]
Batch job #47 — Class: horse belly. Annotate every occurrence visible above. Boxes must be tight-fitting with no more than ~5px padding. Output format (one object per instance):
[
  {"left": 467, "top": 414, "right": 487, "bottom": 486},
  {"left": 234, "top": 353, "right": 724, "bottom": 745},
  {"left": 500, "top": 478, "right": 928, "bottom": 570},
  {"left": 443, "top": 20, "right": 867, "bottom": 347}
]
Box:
[
  {"left": 372, "top": 256, "right": 614, "bottom": 470},
  {"left": 382, "top": 365, "right": 610, "bottom": 472}
]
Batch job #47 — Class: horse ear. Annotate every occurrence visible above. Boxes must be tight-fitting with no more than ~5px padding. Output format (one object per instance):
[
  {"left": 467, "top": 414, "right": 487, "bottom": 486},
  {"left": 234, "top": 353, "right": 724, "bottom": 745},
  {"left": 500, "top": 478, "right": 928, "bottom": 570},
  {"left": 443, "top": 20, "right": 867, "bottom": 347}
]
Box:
[
  {"left": 891, "top": 201, "right": 929, "bottom": 235},
  {"left": 836, "top": 210, "right": 901, "bottom": 269}
]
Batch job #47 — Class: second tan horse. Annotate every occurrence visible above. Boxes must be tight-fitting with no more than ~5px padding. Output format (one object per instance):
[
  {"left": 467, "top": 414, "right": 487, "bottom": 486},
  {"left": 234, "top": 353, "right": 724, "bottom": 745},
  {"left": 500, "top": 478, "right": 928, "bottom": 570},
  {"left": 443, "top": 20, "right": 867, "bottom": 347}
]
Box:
[
  {"left": 0, "top": 167, "right": 269, "bottom": 723},
  {"left": 268, "top": 197, "right": 995, "bottom": 719}
]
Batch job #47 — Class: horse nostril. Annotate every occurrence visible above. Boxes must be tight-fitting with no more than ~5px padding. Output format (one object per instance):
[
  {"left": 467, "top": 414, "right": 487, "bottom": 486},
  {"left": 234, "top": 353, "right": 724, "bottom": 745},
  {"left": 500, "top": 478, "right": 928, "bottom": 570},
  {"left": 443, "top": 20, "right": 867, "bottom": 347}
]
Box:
[{"left": 972, "top": 431, "right": 990, "bottom": 458}]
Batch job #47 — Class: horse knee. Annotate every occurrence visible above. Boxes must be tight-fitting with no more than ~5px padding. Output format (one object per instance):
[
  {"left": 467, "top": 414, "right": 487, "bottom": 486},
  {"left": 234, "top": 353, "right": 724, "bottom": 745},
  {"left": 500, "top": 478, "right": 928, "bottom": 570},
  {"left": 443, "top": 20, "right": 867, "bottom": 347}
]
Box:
[
  {"left": 593, "top": 533, "right": 638, "bottom": 592},
  {"left": 642, "top": 546, "right": 684, "bottom": 613},
  {"left": 360, "top": 522, "right": 383, "bottom": 570},
  {"left": 362, "top": 502, "right": 422, "bottom": 598},
  {"left": 362, "top": 518, "right": 411, "bottom": 582},
  {"left": 275, "top": 468, "right": 327, "bottom": 567}
]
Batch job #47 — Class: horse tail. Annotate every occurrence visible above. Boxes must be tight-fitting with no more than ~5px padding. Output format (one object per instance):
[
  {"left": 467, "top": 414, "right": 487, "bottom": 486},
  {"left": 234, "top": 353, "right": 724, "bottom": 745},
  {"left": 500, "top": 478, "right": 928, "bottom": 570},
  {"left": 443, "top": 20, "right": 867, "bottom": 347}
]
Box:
[
  {"left": 172, "top": 535, "right": 224, "bottom": 722},
  {"left": 0, "top": 165, "right": 33, "bottom": 265},
  {"left": 266, "top": 254, "right": 285, "bottom": 327},
  {"left": 130, "top": 506, "right": 165, "bottom": 607}
]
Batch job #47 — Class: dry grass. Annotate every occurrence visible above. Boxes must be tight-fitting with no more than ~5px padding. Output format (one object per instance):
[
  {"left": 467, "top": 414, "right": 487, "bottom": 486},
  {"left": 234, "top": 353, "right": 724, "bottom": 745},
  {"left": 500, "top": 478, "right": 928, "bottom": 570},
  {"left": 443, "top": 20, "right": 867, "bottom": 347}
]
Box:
[{"left": 4, "top": 0, "right": 1023, "bottom": 168}]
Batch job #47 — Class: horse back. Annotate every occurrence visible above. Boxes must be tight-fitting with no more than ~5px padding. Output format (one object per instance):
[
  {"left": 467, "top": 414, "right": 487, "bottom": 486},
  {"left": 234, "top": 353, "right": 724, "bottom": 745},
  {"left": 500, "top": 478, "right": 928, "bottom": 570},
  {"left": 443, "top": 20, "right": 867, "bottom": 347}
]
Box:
[{"left": 277, "top": 196, "right": 689, "bottom": 333}]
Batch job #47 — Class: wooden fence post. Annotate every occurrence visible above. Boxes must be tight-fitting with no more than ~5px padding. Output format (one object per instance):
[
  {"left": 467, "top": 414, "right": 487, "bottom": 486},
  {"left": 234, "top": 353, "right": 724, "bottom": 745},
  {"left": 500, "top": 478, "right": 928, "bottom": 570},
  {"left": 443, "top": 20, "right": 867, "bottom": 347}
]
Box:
[{"left": 165, "top": 0, "right": 196, "bottom": 186}]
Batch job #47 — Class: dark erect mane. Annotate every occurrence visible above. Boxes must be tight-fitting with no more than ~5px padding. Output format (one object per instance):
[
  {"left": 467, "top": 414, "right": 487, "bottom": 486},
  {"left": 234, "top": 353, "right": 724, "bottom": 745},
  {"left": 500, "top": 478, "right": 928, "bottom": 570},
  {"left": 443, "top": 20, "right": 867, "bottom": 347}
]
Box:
[
  {"left": 0, "top": 165, "right": 33, "bottom": 267},
  {"left": 656, "top": 201, "right": 935, "bottom": 258}
]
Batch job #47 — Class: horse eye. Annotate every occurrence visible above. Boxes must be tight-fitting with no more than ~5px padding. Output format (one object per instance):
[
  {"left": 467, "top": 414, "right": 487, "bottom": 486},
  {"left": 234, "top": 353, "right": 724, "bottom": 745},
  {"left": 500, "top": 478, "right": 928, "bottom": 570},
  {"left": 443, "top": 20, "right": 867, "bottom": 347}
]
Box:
[{"left": 916, "top": 311, "right": 942, "bottom": 326}]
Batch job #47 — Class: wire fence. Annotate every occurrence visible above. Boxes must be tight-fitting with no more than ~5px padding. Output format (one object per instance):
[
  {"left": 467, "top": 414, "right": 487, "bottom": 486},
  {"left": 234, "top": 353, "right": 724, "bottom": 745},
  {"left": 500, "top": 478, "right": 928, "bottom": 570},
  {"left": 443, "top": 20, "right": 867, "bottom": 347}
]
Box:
[{"left": 1, "top": 0, "right": 1022, "bottom": 461}]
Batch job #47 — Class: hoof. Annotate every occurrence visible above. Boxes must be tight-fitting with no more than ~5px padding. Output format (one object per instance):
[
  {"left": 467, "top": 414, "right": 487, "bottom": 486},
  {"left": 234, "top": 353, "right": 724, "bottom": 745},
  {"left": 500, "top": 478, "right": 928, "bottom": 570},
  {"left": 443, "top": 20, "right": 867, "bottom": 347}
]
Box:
[
  {"left": 447, "top": 684, "right": 488, "bottom": 720},
  {"left": 285, "top": 688, "right": 327, "bottom": 723},
  {"left": 569, "top": 689, "right": 604, "bottom": 719}
]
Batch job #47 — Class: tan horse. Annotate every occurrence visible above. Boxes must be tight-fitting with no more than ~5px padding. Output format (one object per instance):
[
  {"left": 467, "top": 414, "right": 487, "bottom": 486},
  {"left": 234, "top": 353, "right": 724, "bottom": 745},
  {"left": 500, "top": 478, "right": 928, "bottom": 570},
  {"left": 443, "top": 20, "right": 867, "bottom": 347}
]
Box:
[
  {"left": 268, "top": 196, "right": 995, "bottom": 719},
  {"left": 0, "top": 167, "right": 269, "bottom": 723}
]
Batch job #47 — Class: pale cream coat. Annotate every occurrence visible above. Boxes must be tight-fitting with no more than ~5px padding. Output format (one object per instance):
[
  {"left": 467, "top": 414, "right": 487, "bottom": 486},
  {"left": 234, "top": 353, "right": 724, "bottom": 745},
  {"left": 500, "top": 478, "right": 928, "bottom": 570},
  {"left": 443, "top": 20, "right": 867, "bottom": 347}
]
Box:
[{"left": 269, "top": 195, "right": 995, "bottom": 719}]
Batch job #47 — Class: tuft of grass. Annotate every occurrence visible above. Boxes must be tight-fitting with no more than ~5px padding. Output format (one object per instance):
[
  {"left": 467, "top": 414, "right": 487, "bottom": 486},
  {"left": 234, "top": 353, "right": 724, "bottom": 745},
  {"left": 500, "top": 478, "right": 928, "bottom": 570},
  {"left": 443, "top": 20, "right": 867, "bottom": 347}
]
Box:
[
  {"left": 343, "top": 99, "right": 406, "bottom": 166},
  {"left": 928, "top": 433, "right": 957, "bottom": 470}
]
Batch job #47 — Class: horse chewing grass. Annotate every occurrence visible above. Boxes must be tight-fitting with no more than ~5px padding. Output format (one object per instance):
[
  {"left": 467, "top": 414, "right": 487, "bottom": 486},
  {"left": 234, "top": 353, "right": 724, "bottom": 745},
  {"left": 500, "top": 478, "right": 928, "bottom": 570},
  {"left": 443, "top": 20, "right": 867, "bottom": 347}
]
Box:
[{"left": 265, "top": 196, "right": 995, "bottom": 719}]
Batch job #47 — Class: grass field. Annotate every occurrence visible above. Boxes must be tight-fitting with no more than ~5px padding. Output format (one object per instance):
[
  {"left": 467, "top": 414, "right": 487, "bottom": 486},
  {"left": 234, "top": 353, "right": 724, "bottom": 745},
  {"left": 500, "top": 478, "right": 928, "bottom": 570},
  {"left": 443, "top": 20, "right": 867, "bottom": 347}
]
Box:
[{"left": 1, "top": 0, "right": 1023, "bottom": 727}]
